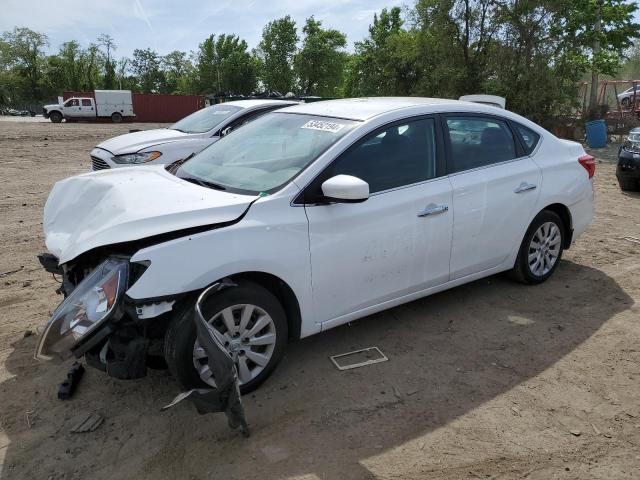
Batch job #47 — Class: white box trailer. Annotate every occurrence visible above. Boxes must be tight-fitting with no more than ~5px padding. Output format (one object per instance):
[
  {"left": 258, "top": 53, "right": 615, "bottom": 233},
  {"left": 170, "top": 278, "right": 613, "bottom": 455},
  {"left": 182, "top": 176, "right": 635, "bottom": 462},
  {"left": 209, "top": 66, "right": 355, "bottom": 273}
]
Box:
[{"left": 43, "top": 90, "right": 135, "bottom": 123}]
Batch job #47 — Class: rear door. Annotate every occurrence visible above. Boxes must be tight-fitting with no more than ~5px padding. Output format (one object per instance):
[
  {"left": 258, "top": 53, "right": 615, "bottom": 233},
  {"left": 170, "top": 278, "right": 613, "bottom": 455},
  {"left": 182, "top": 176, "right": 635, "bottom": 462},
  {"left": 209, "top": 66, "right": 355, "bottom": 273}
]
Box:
[
  {"left": 444, "top": 114, "right": 542, "bottom": 280},
  {"left": 78, "top": 98, "right": 95, "bottom": 118},
  {"left": 302, "top": 116, "right": 453, "bottom": 324}
]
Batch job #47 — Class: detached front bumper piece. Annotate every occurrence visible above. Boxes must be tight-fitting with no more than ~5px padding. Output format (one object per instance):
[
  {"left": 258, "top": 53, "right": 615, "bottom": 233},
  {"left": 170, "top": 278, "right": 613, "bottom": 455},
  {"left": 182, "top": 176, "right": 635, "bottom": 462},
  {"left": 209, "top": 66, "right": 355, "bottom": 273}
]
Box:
[{"left": 35, "top": 258, "right": 129, "bottom": 362}]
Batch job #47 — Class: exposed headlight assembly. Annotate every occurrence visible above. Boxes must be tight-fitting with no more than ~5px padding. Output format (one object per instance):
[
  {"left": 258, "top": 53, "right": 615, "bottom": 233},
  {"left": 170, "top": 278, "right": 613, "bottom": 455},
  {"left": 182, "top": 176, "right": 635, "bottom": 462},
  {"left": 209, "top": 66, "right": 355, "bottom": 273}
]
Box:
[
  {"left": 35, "top": 258, "right": 128, "bottom": 361},
  {"left": 623, "top": 133, "right": 640, "bottom": 153},
  {"left": 112, "top": 151, "right": 162, "bottom": 164}
]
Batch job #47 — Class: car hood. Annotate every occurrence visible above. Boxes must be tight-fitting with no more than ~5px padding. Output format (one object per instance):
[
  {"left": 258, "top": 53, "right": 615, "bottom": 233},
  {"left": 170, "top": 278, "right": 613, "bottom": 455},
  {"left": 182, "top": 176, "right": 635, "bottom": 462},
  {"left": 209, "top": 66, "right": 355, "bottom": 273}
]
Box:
[
  {"left": 44, "top": 166, "right": 257, "bottom": 264},
  {"left": 97, "top": 128, "right": 203, "bottom": 155}
]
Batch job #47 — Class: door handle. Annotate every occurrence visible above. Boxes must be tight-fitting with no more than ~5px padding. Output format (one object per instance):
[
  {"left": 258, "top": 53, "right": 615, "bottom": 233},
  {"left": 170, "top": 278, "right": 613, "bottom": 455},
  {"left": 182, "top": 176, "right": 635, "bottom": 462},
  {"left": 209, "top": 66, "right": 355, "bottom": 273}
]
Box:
[
  {"left": 417, "top": 204, "right": 449, "bottom": 217},
  {"left": 514, "top": 182, "right": 537, "bottom": 194}
]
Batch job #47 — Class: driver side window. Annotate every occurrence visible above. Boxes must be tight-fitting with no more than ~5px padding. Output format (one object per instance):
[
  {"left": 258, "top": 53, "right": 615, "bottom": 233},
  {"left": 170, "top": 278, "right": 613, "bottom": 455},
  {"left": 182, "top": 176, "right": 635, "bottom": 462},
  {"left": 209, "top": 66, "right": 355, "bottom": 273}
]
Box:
[{"left": 323, "top": 118, "right": 438, "bottom": 194}]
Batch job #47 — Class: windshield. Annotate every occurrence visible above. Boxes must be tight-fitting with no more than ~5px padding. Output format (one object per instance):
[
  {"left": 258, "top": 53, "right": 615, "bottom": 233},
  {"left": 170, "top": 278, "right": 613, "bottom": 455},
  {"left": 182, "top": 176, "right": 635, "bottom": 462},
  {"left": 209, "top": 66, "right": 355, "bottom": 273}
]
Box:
[
  {"left": 176, "top": 113, "right": 358, "bottom": 194},
  {"left": 169, "top": 104, "right": 243, "bottom": 134}
]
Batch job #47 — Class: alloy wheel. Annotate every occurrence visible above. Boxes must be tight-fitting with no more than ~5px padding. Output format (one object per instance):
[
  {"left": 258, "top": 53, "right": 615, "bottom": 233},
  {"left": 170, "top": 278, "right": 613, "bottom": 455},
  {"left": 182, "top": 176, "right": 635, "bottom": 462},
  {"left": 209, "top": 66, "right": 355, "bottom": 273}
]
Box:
[
  {"left": 193, "top": 303, "right": 277, "bottom": 387},
  {"left": 528, "top": 221, "right": 561, "bottom": 277}
]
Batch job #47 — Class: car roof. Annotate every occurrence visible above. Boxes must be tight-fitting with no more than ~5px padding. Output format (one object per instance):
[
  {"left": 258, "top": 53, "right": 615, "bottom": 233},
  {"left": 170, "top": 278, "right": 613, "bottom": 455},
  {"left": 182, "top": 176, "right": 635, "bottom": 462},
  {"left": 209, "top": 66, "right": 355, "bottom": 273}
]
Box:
[
  {"left": 221, "top": 99, "right": 299, "bottom": 109},
  {"left": 279, "top": 97, "right": 484, "bottom": 121}
]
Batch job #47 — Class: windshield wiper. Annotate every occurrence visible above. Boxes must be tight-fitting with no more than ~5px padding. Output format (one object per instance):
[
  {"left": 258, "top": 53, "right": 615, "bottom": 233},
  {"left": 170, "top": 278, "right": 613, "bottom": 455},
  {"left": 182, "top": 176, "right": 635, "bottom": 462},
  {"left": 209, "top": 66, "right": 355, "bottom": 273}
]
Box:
[{"left": 179, "top": 175, "right": 227, "bottom": 191}]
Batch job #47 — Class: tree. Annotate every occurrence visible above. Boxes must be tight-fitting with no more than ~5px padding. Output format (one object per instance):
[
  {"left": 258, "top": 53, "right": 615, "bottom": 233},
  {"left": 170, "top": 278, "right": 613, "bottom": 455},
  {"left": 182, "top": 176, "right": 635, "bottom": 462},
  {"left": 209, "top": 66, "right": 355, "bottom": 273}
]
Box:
[
  {"left": 196, "top": 34, "right": 258, "bottom": 95},
  {"left": 344, "top": 7, "right": 418, "bottom": 97},
  {"left": 98, "top": 34, "right": 117, "bottom": 89},
  {"left": 255, "top": 16, "right": 298, "bottom": 93},
  {"left": 294, "top": 17, "right": 347, "bottom": 96},
  {"left": 162, "top": 50, "right": 190, "bottom": 93},
  {"left": 554, "top": 0, "right": 640, "bottom": 115},
  {"left": 1, "top": 27, "right": 48, "bottom": 101},
  {"left": 130, "top": 48, "right": 163, "bottom": 93}
]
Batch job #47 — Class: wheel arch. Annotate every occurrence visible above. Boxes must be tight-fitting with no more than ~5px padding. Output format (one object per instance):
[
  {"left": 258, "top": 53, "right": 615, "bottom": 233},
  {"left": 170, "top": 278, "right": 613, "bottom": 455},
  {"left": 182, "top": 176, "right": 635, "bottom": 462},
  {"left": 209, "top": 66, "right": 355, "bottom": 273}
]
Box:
[
  {"left": 540, "top": 203, "right": 573, "bottom": 248},
  {"left": 227, "top": 271, "right": 302, "bottom": 341}
]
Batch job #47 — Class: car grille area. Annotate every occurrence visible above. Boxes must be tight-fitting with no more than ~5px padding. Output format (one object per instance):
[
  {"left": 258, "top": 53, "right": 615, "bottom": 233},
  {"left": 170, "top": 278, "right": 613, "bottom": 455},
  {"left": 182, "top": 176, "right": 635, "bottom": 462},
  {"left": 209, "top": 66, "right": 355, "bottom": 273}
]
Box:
[{"left": 91, "top": 156, "right": 110, "bottom": 171}]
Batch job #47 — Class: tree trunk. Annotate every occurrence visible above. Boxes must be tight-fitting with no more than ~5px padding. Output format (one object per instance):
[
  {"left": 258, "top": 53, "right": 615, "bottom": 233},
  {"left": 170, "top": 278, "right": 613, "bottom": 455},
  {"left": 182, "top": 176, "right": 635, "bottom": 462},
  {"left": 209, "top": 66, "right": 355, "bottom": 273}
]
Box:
[{"left": 589, "top": 1, "right": 603, "bottom": 117}]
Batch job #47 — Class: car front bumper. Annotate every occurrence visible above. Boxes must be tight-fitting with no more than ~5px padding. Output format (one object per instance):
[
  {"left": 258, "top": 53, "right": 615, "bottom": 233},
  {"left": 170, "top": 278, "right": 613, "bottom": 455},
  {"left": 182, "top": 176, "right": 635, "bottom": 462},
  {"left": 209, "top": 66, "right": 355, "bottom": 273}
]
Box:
[
  {"left": 35, "top": 254, "right": 167, "bottom": 380},
  {"left": 617, "top": 147, "right": 640, "bottom": 181}
]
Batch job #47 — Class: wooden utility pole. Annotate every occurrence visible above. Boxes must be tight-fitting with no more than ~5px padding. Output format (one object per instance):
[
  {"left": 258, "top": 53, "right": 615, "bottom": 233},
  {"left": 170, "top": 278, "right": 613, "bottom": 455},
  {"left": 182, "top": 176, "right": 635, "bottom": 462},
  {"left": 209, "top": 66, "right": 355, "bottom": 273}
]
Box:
[{"left": 589, "top": 0, "right": 604, "bottom": 116}]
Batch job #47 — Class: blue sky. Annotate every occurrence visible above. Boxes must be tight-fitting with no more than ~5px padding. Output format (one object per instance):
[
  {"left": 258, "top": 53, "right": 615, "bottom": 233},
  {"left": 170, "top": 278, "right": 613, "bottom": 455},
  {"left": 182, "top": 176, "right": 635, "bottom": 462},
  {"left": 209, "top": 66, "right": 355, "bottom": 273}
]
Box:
[{"left": 2, "top": 0, "right": 405, "bottom": 58}]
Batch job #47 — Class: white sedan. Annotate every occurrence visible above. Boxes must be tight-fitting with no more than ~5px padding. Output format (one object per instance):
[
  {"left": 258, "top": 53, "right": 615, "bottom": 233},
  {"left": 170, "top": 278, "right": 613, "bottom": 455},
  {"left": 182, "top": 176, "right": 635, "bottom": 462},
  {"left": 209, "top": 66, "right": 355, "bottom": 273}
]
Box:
[
  {"left": 37, "top": 97, "right": 594, "bottom": 393},
  {"left": 89, "top": 99, "right": 298, "bottom": 170}
]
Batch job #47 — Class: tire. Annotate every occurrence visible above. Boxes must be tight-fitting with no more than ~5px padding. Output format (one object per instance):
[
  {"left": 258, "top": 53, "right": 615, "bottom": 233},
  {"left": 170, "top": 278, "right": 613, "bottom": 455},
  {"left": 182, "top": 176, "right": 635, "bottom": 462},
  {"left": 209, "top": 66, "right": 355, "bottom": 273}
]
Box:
[
  {"left": 164, "top": 281, "right": 288, "bottom": 394},
  {"left": 622, "top": 97, "right": 631, "bottom": 108},
  {"left": 49, "top": 111, "right": 63, "bottom": 123},
  {"left": 111, "top": 112, "right": 122, "bottom": 123},
  {"left": 618, "top": 178, "right": 638, "bottom": 191},
  {"left": 511, "top": 210, "right": 565, "bottom": 284}
]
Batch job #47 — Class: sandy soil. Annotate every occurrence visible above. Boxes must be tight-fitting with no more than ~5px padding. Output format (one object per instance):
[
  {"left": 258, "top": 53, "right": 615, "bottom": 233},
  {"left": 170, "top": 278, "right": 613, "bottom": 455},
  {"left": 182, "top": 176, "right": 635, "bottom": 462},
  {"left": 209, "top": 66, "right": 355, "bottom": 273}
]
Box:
[{"left": 0, "top": 120, "right": 639, "bottom": 480}]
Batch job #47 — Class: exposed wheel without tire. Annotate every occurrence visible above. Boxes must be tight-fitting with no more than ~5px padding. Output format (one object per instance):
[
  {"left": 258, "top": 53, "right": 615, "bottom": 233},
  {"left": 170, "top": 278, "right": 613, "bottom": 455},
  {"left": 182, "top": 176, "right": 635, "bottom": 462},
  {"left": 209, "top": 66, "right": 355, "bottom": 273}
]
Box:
[
  {"left": 511, "top": 210, "right": 565, "bottom": 284},
  {"left": 111, "top": 112, "right": 122, "bottom": 123},
  {"left": 50, "top": 111, "right": 63, "bottom": 123},
  {"left": 164, "top": 281, "right": 288, "bottom": 394}
]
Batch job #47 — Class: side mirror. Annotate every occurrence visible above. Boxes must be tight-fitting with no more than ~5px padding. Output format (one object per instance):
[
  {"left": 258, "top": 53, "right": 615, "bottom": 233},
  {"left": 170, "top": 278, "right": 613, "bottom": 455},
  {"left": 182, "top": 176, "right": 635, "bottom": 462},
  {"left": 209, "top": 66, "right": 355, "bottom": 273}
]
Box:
[{"left": 321, "top": 175, "right": 369, "bottom": 203}]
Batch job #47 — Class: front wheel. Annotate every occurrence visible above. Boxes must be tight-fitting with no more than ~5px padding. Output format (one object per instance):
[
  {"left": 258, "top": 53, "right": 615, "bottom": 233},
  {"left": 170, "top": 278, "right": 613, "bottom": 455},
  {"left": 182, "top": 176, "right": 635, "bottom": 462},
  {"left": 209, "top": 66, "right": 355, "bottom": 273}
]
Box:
[
  {"left": 164, "top": 281, "right": 288, "bottom": 394},
  {"left": 618, "top": 177, "right": 638, "bottom": 191},
  {"left": 50, "top": 111, "right": 63, "bottom": 123},
  {"left": 511, "top": 210, "right": 565, "bottom": 284}
]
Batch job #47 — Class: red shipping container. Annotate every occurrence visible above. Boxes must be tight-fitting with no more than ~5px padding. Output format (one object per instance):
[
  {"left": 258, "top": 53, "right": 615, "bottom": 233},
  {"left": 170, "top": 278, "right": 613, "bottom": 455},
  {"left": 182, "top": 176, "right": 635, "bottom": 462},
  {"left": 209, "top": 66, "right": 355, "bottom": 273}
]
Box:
[{"left": 63, "top": 92, "right": 205, "bottom": 122}]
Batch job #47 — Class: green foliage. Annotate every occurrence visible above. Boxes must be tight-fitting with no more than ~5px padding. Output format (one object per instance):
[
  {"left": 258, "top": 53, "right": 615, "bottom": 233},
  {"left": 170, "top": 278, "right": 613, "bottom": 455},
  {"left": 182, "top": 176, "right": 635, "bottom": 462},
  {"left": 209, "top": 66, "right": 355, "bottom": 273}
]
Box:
[
  {"left": 554, "top": 0, "right": 640, "bottom": 77},
  {"left": 1, "top": 27, "right": 48, "bottom": 101},
  {"left": 344, "top": 8, "right": 421, "bottom": 97},
  {"left": 131, "top": 48, "right": 163, "bottom": 93},
  {"left": 294, "top": 17, "right": 347, "bottom": 96},
  {"left": 2, "top": 1, "right": 640, "bottom": 123},
  {"left": 196, "top": 34, "right": 258, "bottom": 95},
  {"left": 256, "top": 16, "right": 298, "bottom": 93}
]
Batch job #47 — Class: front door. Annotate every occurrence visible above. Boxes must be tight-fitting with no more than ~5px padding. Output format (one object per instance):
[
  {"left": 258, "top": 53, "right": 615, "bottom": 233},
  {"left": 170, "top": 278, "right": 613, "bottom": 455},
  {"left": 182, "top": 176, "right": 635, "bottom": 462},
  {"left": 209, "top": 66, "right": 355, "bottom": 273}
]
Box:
[
  {"left": 444, "top": 115, "right": 542, "bottom": 279},
  {"left": 303, "top": 117, "right": 453, "bottom": 324}
]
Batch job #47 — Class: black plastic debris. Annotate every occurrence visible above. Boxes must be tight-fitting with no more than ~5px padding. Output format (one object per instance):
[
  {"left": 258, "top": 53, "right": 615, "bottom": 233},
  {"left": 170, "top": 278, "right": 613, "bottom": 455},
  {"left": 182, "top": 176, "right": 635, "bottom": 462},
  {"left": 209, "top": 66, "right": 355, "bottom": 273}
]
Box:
[
  {"left": 58, "top": 362, "right": 85, "bottom": 400},
  {"left": 70, "top": 412, "right": 104, "bottom": 433},
  {"left": 162, "top": 281, "right": 250, "bottom": 437}
]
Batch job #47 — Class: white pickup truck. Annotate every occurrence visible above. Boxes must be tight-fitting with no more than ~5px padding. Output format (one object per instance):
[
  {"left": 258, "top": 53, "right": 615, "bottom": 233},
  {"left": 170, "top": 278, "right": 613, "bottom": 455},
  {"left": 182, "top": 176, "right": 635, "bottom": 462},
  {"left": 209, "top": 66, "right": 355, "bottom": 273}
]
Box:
[{"left": 43, "top": 90, "right": 135, "bottom": 123}]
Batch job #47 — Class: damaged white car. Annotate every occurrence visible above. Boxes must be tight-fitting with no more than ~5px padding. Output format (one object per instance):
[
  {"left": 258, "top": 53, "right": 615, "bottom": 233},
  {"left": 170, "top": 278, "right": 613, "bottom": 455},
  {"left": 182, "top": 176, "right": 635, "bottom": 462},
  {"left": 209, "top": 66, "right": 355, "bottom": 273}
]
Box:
[{"left": 36, "top": 97, "right": 594, "bottom": 393}]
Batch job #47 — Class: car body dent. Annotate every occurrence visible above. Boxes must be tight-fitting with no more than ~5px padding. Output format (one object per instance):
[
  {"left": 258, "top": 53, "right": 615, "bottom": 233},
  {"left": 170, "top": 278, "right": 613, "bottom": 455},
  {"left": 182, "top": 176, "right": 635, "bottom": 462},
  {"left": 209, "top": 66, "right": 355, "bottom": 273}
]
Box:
[
  {"left": 126, "top": 193, "right": 318, "bottom": 337},
  {"left": 44, "top": 165, "right": 257, "bottom": 264}
]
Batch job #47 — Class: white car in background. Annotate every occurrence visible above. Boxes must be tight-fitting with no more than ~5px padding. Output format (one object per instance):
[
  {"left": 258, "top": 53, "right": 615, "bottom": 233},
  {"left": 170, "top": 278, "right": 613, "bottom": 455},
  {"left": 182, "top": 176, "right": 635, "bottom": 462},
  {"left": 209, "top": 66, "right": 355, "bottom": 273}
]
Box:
[
  {"left": 37, "top": 97, "right": 594, "bottom": 394},
  {"left": 617, "top": 85, "right": 640, "bottom": 107},
  {"left": 89, "top": 99, "right": 298, "bottom": 171}
]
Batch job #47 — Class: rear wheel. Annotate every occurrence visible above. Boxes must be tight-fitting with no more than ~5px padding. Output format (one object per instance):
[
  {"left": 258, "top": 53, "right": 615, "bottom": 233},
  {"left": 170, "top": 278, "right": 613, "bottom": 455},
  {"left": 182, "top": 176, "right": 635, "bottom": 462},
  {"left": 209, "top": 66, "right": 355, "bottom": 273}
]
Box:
[
  {"left": 511, "top": 210, "right": 565, "bottom": 284},
  {"left": 111, "top": 112, "right": 122, "bottom": 123},
  {"left": 164, "top": 281, "right": 288, "bottom": 394},
  {"left": 50, "top": 111, "right": 63, "bottom": 123}
]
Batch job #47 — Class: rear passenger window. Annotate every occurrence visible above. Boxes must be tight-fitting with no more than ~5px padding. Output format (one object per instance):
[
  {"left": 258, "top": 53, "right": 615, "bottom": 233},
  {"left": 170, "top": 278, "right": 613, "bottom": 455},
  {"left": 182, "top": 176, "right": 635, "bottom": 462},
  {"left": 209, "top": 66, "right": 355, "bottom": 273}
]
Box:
[
  {"left": 81, "top": 99, "right": 92, "bottom": 106},
  {"left": 446, "top": 117, "right": 517, "bottom": 173},
  {"left": 326, "top": 118, "right": 438, "bottom": 193},
  {"left": 515, "top": 124, "right": 540, "bottom": 154}
]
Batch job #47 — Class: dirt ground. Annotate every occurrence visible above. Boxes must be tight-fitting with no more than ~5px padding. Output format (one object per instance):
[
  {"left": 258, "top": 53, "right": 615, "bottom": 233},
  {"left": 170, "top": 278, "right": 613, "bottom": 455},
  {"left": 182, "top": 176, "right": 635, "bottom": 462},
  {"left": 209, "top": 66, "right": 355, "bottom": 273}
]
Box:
[{"left": 0, "top": 119, "right": 639, "bottom": 480}]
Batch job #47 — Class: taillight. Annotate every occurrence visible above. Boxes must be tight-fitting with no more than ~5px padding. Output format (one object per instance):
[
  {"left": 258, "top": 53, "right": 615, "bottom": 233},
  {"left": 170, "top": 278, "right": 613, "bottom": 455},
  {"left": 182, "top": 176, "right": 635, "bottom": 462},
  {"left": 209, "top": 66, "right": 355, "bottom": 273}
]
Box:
[{"left": 578, "top": 154, "right": 596, "bottom": 179}]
